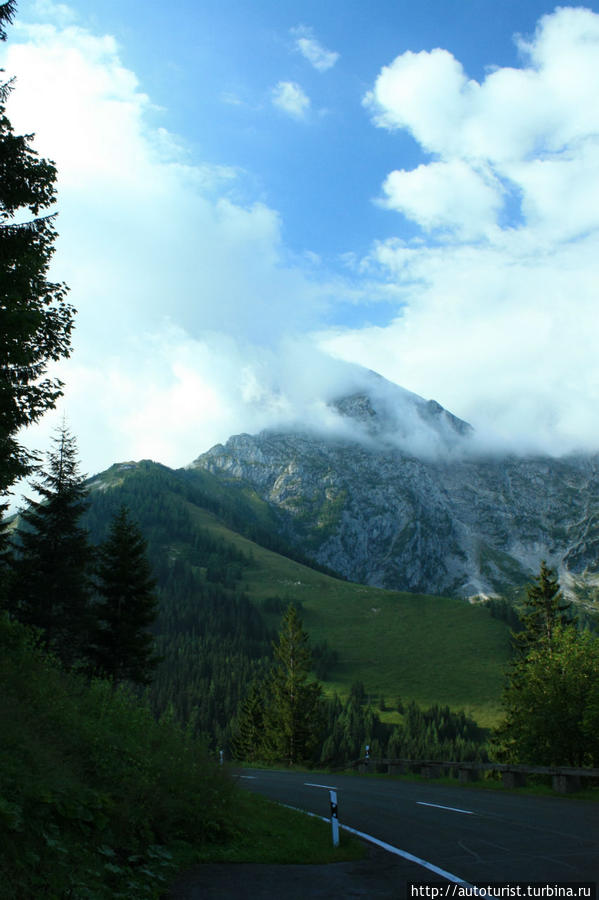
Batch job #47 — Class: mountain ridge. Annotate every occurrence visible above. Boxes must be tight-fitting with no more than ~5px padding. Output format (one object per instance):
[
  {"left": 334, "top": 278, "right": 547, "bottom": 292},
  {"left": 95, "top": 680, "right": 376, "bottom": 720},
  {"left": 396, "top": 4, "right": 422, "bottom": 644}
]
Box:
[{"left": 191, "top": 373, "right": 599, "bottom": 602}]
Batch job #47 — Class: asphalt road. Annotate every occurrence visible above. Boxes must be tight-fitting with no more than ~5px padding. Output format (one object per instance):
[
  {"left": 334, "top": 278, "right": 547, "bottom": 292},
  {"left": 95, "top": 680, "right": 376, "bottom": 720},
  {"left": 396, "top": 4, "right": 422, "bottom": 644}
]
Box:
[{"left": 237, "top": 768, "right": 599, "bottom": 885}]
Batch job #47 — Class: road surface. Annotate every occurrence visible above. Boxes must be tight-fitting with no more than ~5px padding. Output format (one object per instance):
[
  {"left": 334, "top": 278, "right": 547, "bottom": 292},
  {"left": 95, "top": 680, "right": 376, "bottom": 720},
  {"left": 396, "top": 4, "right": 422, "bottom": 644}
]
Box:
[{"left": 237, "top": 767, "right": 599, "bottom": 885}]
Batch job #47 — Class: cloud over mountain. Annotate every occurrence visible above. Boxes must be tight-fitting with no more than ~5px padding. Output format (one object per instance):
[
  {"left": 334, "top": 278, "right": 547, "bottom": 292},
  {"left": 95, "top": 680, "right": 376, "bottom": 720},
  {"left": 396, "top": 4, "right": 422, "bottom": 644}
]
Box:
[{"left": 324, "top": 6, "right": 599, "bottom": 455}]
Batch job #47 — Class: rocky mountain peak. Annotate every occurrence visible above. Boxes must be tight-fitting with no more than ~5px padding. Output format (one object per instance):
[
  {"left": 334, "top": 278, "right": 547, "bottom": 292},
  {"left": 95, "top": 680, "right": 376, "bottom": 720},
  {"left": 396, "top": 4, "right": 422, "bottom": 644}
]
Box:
[
  {"left": 192, "top": 369, "right": 599, "bottom": 601},
  {"left": 328, "top": 371, "right": 472, "bottom": 452}
]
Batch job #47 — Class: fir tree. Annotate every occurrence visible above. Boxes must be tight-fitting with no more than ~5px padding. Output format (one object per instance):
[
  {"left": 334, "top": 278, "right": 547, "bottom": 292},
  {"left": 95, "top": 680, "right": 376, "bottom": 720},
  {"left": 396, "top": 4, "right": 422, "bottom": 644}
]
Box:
[
  {"left": 232, "top": 680, "right": 266, "bottom": 761},
  {"left": 264, "top": 604, "right": 324, "bottom": 766},
  {"left": 0, "top": 1, "right": 74, "bottom": 497},
  {"left": 0, "top": 3, "right": 16, "bottom": 41},
  {"left": 494, "top": 562, "right": 598, "bottom": 766},
  {"left": 91, "top": 505, "right": 159, "bottom": 685},
  {"left": 1, "top": 0, "right": 74, "bottom": 613},
  {"left": 496, "top": 624, "right": 599, "bottom": 766},
  {"left": 9, "top": 424, "right": 94, "bottom": 667},
  {"left": 513, "top": 560, "right": 571, "bottom": 654}
]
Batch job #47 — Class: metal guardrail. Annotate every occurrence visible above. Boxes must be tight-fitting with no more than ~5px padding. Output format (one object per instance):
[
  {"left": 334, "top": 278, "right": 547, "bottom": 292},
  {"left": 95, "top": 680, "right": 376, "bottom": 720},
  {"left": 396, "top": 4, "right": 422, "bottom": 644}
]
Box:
[{"left": 350, "top": 757, "right": 599, "bottom": 794}]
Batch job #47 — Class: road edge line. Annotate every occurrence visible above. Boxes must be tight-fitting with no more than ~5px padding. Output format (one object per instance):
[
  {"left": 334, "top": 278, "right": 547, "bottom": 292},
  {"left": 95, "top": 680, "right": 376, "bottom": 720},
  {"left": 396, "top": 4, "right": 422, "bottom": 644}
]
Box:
[{"left": 279, "top": 803, "right": 473, "bottom": 887}]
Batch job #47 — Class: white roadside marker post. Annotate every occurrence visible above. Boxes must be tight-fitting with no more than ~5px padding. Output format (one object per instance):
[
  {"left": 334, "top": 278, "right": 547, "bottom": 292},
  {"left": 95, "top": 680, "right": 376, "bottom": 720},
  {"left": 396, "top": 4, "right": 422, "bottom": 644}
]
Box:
[{"left": 329, "top": 789, "right": 339, "bottom": 848}]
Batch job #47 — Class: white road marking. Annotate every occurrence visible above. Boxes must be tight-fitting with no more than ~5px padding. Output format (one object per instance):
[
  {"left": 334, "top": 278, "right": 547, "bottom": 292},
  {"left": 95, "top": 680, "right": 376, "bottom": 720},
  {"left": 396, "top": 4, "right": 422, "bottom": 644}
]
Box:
[
  {"left": 238, "top": 775, "right": 257, "bottom": 779},
  {"left": 279, "top": 803, "right": 473, "bottom": 887},
  {"left": 340, "top": 822, "right": 474, "bottom": 886},
  {"left": 418, "top": 801, "right": 474, "bottom": 815},
  {"left": 304, "top": 782, "right": 338, "bottom": 790}
]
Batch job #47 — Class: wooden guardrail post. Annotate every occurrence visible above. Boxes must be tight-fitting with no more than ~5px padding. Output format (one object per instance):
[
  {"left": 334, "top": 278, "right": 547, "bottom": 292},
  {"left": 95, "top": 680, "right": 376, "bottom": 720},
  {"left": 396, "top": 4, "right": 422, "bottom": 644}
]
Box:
[
  {"left": 421, "top": 764, "right": 444, "bottom": 779},
  {"left": 501, "top": 770, "right": 527, "bottom": 788},
  {"left": 552, "top": 773, "right": 581, "bottom": 793}
]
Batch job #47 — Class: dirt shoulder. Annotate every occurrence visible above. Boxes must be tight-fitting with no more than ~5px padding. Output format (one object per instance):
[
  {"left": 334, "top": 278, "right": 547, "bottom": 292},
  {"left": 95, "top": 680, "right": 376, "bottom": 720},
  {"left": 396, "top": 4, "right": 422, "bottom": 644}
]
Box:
[{"left": 167, "top": 843, "right": 447, "bottom": 899}]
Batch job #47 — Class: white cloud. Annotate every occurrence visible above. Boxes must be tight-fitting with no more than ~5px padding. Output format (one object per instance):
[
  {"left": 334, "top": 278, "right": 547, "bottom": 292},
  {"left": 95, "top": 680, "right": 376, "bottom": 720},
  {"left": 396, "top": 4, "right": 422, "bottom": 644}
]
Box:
[
  {"left": 381, "top": 160, "right": 503, "bottom": 238},
  {"left": 321, "top": 231, "right": 599, "bottom": 454},
  {"left": 323, "top": 6, "right": 599, "bottom": 454},
  {"left": 3, "top": 21, "right": 329, "bottom": 345},
  {"left": 25, "top": 333, "right": 379, "bottom": 478},
  {"left": 364, "top": 47, "right": 472, "bottom": 153},
  {"left": 271, "top": 80, "right": 310, "bottom": 119},
  {"left": 0, "top": 14, "right": 343, "bottom": 478},
  {"left": 364, "top": 7, "right": 599, "bottom": 240},
  {"left": 291, "top": 25, "right": 339, "bottom": 72},
  {"left": 365, "top": 7, "right": 599, "bottom": 164}
]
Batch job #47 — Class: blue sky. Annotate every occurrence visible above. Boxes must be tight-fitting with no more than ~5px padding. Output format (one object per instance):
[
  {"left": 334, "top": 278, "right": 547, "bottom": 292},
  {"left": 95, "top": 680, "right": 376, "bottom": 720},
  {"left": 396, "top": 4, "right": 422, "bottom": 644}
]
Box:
[
  {"left": 3, "top": 0, "right": 599, "bottom": 476},
  {"left": 65, "top": 0, "right": 572, "bottom": 258}
]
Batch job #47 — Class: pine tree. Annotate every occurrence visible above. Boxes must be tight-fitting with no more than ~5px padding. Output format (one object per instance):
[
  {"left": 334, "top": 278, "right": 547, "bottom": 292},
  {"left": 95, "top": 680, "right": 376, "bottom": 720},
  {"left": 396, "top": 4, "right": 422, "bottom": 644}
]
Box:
[
  {"left": 0, "top": 2, "right": 74, "bottom": 497},
  {"left": 513, "top": 560, "right": 571, "bottom": 655},
  {"left": 232, "top": 680, "right": 266, "bottom": 761},
  {"left": 9, "top": 424, "right": 94, "bottom": 666},
  {"left": 0, "top": 3, "right": 16, "bottom": 41},
  {"left": 496, "top": 624, "right": 599, "bottom": 766},
  {"left": 264, "top": 604, "right": 324, "bottom": 766},
  {"left": 494, "top": 562, "right": 598, "bottom": 765},
  {"left": 91, "top": 506, "right": 159, "bottom": 685}
]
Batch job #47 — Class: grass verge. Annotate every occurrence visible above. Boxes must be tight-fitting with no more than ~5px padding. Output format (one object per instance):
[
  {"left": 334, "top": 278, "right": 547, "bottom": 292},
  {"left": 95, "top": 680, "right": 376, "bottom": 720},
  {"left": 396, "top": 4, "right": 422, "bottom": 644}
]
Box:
[{"left": 191, "top": 790, "right": 365, "bottom": 864}]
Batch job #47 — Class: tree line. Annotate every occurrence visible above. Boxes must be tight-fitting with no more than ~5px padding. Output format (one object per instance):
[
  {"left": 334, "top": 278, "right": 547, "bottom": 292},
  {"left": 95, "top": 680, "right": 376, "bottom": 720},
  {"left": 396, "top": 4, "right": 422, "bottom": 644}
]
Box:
[
  {"left": 233, "top": 603, "right": 488, "bottom": 767},
  {"left": 1, "top": 425, "right": 160, "bottom": 685},
  {"left": 234, "top": 563, "right": 599, "bottom": 770}
]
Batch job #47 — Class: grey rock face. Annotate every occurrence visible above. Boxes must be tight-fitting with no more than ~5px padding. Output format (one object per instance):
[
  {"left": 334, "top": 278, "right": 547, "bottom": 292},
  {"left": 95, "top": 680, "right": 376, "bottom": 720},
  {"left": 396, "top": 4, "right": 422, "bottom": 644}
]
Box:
[
  {"left": 192, "top": 377, "right": 599, "bottom": 599},
  {"left": 329, "top": 372, "right": 473, "bottom": 452}
]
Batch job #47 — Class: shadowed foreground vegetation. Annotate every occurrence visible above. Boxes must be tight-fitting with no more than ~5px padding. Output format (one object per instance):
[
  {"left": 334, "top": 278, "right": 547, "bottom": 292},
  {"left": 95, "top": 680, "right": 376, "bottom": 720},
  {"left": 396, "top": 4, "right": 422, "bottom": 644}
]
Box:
[{"left": 0, "top": 615, "right": 361, "bottom": 899}]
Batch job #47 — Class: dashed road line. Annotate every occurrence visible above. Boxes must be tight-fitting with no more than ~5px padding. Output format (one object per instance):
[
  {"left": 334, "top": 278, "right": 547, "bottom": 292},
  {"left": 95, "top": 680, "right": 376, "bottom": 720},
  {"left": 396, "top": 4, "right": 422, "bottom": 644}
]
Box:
[
  {"left": 304, "top": 782, "right": 338, "bottom": 790},
  {"left": 418, "top": 801, "right": 474, "bottom": 815}
]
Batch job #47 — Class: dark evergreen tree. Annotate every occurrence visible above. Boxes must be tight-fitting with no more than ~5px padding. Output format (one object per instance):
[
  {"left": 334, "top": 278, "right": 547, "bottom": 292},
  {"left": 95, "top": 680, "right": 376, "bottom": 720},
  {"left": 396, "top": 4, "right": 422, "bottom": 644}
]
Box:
[
  {"left": 349, "top": 680, "right": 366, "bottom": 707},
  {"left": 232, "top": 680, "right": 267, "bottom": 762},
  {"left": 0, "top": 2, "right": 74, "bottom": 498},
  {"left": 263, "top": 604, "right": 324, "bottom": 766},
  {"left": 0, "top": 2, "right": 16, "bottom": 41},
  {"left": 91, "top": 505, "right": 159, "bottom": 685},
  {"left": 513, "top": 560, "right": 571, "bottom": 654},
  {"left": 495, "top": 624, "right": 599, "bottom": 766},
  {"left": 9, "top": 424, "right": 94, "bottom": 666},
  {"left": 494, "top": 562, "right": 598, "bottom": 765}
]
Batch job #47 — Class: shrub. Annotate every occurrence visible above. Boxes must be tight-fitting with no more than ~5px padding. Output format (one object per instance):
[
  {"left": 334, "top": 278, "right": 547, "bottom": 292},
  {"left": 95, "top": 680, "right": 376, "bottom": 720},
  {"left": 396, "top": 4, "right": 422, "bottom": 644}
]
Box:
[{"left": 0, "top": 614, "right": 235, "bottom": 898}]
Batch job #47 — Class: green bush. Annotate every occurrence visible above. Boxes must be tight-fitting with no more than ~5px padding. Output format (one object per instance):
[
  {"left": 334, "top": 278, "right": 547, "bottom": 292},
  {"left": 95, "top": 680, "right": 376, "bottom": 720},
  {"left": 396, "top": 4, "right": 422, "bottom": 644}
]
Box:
[{"left": 0, "top": 614, "right": 235, "bottom": 898}]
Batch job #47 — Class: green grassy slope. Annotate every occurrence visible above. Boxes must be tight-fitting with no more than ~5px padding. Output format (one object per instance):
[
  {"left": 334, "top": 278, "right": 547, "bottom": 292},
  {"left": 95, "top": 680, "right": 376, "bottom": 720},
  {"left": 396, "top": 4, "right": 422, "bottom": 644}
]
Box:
[
  {"left": 84, "top": 461, "right": 511, "bottom": 729},
  {"left": 183, "top": 502, "right": 511, "bottom": 728}
]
